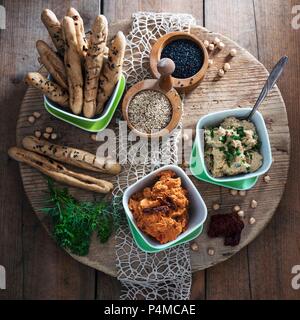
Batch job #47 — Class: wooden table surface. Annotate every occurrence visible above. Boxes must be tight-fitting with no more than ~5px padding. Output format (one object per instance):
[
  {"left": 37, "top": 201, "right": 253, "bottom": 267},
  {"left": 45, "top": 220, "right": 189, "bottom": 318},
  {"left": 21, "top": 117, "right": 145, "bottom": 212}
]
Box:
[{"left": 0, "top": 0, "right": 299, "bottom": 300}]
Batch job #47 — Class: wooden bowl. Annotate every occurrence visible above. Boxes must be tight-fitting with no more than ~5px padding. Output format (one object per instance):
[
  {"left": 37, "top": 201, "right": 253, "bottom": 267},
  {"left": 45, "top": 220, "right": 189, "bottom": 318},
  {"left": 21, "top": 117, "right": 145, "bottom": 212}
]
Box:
[
  {"left": 150, "top": 31, "right": 209, "bottom": 92},
  {"left": 122, "top": 59, "right": 182, "bottom": 138}
]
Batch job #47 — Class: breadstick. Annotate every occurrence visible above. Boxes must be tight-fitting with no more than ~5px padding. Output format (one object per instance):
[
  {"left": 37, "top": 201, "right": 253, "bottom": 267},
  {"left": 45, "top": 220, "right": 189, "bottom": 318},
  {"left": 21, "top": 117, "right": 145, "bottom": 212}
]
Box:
[
  {"left": 96, "top": 31, "right": 126, "bottom": 114},
  {"left": 83, "top": 15, "right": 108, "bottom": 118},
  {"left": 8, "top": 147, "right": 113, "bottom": 194},
  {"left": 25, "top": 72, "right": 69, "bottom": 107},
  {"left": 41, "top": 9, "right": 65, "bottom": 55},
  {"left": 22, "top": 136, "right": 121, "bottom": 175},
  {"left": 63, "top": 16, "right": 83, "bottom": 114},
  {"left": 36, "top": 40, "right": 68, "bottom": 90},
  {"left": 66, "top": 7, "right": 88, "bottom": 58}
]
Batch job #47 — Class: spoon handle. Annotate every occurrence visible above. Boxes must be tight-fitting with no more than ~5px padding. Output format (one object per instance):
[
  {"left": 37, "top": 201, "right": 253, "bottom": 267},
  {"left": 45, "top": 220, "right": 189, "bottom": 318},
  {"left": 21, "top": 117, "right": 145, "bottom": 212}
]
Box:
[{"left": 247, "top": 56, "right": 288, "bottom": 120}]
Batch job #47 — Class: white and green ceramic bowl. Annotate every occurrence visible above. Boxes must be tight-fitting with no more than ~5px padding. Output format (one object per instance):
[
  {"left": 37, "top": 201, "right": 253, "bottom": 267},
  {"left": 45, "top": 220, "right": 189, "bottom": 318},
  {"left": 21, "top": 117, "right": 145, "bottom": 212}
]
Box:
[
  {"left": 44, "top": 74, "right": 126, "bottom": 132},
  {"left": 190, "top": 108, "right": 272, "bottom": 190},
  {"left": 123, "top": 165, "right": 207, "bottom": 253},
  {"left": 127, "top": 219, "right": 203, "bottom": 253}
]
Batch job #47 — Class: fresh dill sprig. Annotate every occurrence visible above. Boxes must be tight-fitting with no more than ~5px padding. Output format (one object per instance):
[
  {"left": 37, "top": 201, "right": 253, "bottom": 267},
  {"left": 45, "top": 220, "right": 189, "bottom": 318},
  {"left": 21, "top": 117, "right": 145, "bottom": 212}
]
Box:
[{"left": 42, "top": 179, "right": 114, "bottom": 256}]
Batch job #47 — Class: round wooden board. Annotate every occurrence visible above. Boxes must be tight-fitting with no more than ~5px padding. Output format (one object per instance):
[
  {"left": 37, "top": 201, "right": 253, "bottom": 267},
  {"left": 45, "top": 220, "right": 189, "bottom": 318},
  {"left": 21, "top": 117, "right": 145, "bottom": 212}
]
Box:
[{"left": 16, "top": 21, "right": 290, "bottom": 277}]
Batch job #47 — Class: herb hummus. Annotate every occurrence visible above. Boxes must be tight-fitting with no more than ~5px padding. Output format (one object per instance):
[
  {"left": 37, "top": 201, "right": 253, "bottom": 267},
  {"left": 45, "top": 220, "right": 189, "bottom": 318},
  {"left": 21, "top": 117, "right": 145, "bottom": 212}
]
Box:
[{"left": 204, "top": 117, "right": 263, "bottom": 177}]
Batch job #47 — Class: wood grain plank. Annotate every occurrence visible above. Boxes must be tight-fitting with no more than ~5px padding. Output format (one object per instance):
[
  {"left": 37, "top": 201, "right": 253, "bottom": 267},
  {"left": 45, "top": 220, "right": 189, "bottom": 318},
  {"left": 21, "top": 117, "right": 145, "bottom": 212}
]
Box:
[
  {"left": 0, "top": 0, "right": 100, "bottom": 299},
  {"left": 204, "top": 0, "right": 259, "bottom": 300},
  {"left": 0, "top": 0, "right": 34, "bottom": 300},
  {"left": 248, "top": 0, "right": 300, "bottom": 299},
  {"left": 22, "top": 199, "right": 95, "bottom": 299},
  {"left": 96, "top": 272, "right": 122, "bottom": 300},
  {"left": 103, "top": 0, "right": 203, "bottom": 24}
]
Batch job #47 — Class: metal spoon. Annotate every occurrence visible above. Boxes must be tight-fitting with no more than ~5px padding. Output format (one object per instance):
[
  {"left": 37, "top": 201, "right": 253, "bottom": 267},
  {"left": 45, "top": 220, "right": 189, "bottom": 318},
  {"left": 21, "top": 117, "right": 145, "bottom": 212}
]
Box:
[{"left": 246, "top": 56, "right": 288, "bottom": 121}]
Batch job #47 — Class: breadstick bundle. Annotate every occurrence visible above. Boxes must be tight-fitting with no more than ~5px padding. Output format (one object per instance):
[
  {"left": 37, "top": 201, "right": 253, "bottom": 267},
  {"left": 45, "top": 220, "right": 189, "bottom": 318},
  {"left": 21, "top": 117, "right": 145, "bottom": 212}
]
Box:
[
  {"left": 8, "top": 147, "right": 113, "bottom": 194},
  {"left": 8, "top": 136, "right": 122, "bottom": 194},
  {"left": 25, "top": 7, "right": 126, "bottom": 118}
]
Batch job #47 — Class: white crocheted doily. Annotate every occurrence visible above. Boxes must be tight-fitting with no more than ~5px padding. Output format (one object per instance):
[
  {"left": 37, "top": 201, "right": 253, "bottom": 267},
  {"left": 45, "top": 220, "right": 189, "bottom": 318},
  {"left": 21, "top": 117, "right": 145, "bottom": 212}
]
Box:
[{"left": 112, "top": 12, "right": 196, "bottom": 300}]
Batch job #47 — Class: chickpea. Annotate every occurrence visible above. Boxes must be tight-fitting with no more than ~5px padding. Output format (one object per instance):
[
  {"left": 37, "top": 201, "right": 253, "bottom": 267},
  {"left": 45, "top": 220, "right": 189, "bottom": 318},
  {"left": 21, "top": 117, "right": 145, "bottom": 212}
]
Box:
[
  {"left": 249, "top": 217, "right": 256, "bottom": 225},
  {"left": 212, "top": 203, "right": 220, "bottom": 211},
  {"left": 223, "top": 63, "right": 231, "bottom": 72},
  {"left": 230, "top": 48, "right": 237, "bottom": 57},
  {"left": 251, "top": 199, "right": 258, "bottom": 208},
  {"left": 218, "top": 69, "right": 225, "bottom": 77}
]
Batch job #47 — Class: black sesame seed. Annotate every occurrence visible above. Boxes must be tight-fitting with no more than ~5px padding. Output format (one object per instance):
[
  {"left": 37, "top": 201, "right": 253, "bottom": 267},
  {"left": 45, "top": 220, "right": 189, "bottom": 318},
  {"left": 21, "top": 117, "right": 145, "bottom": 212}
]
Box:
[{"left": 161, "top": 39, "right": 204, "bottom": 78}]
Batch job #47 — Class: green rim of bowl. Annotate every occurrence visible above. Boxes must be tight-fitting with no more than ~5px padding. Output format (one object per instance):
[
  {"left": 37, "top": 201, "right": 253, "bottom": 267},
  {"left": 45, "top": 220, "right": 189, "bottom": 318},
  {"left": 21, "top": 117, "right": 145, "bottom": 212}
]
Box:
[
  {"left": 190, "top": 142, "right": 259, "bottom": 190},
  {"left": 44, "top": 74, "right": 126, "bottom": 132},
  {"left": 127, "top": 217, "right": 204, "bottom": 253}
]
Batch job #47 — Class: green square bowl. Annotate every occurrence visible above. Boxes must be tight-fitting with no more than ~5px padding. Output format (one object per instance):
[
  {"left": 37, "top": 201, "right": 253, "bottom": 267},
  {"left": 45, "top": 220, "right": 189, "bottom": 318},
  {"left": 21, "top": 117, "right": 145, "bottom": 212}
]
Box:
[
  {"left": 122, "top": 165, "right": 208, "bottom": 253},
  {"left": 44, "top": 74, "right": 126, "bottom": 132},
  {"left": 190, "top": 108, "right": 272, "bottom": 190},
  {"left": 127, "top": 218, "right": 204, "bottom": 253},
  {"left": 190, "top": 142, "right": 259, "bottom": 190}
]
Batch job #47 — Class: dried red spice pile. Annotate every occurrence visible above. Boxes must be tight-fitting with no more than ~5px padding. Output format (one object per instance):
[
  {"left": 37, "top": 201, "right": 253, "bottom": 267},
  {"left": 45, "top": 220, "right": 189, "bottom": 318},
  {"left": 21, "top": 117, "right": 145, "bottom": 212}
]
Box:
[{"left": 207, "top": 212, "right": 244, "bottom": 246}]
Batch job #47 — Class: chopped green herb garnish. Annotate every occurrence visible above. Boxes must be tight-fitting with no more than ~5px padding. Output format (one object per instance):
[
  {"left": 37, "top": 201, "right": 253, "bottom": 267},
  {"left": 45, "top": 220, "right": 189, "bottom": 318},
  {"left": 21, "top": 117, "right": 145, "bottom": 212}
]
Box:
[
  {"left": 220, "top": 135, "right": 227, "bottom": 143},
  {"left": 253, "top": 140, "right": 261, "bottom": 151},
  {"left": 245, "top": 150, "right": 253, "bottom": 160},
  {"left": 223, "top": 143, "right": 242, "bottom": 166},
  {"left": 204, "top": 118, "right": 262, "bottom": 176},
  {"left": 224, "top": 151, "right": 235, "bottom": 166},
  {"left": 236, "top": 126, "right": 246, "bottom": 138}
]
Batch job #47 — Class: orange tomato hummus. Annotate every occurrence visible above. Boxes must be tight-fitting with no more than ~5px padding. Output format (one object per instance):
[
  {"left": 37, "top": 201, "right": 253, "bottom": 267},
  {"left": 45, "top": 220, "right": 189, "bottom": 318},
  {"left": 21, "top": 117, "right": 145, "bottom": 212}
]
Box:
[{"left": 128, "top": 170, "right": 189, "bottom": 244}]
